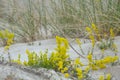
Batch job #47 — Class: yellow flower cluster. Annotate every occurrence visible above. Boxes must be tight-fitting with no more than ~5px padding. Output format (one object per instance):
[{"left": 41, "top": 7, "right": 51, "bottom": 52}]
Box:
[
  {"left": 72, "top": 58, "right": 90, "bottom": 79},
  {"left": 86, "top": 24, "right": 98, "bottom": 47},
  {"left": 54, "top": 36, "right": 70, "bottom": 77},
  {"left": 13, "top": 36, "right": 70, "bottom": 72},
  {"left": 56, "top": 59, "right": 69, "bottom": 78},
  {"left": 87, "top": 54, "right": 119, "bottom": 70},
  {"left": 99, "top": 73, "right": 112, "bottom": 80},
  {"left": 24, "top": 49, "right": 38, "bottom": 66},
  {"left": 12, "top": 35, "right": 117, "bottom": 80},
  {"left": 74, "top": 58, "right": 84, "bottom": 66},
  {"left": 56, "top": 36, "right": 69, "bottom": 49},
  {"left": 87, "top": 53, "right": 93, "bottom": 62},
  {"left": 58, "top": 61, "right": 63, "bottom": 70},
  {"left": 84, "top": 66, "right": 90, "bottom": 74},
  {"left": 110, "top": 28, "right": 115, "bottom": 39},
  {"left": 76, "top": 68, "right": 83, "bottom": 79},
  {"left": 64, "top": 73, "right": 70, "bottom": 78},
  {"left": 0, "top": 29, "right": 14, "bottom": 50}
]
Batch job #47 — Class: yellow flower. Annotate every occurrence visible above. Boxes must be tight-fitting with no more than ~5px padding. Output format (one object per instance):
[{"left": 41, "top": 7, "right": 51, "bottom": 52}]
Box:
[
  {"left": 78, "top": 75, "right": 83, "bottom": 79},
  {"left": 61, "top": 67, "right": 68, "bottom": 73},
  {"left": 106, "top": 73, "right": 111, "bottom": 80},
  {"left": 64, "top": 73, "right": 69, "bottom": 78},
  {"left": 76, "top": 68, "right": 82, "bottom": 74},
  {"left": 61, "top": 70, "right": 65, "bottom": 73},
  {"left": 110, "top": 28, "right": 115, "bottom": 38},
  {"left": 102, "top": 56, "right": 111, "bottom": 64},
  {"left": 99, "top": 63, "right": 106, "bottom": 69},
  {"left": 87, "top": 53, "right": 93, "bottom": 62},
  {"left": 23, "top": 61, "right": 28, "bottom": 66},
  {"left": 76, "top": 68, "right": 83, "bottom": 79},
  {"left": 26, "top": 49, "right": 30, "bottom": 55},
  {"left": 58, "top": 61, "right": 63, "bottom": 70},
  {"left": 56, "top": 36, "right": 61, "bottom": 45},
  {"left": 63, "top": 67, "right": 68, "bottom": 72},
  {"left": 92, "top": 23, "right": 96, "bottom": 30},
  {"left": 86, "top": 27, "right": 92, "bottom": 34},
  {"left": 7, "top": 39, "right": 13, "bottom": 46},
  {"left": 62, "top": 38, "right": 69, "bottom": 49},
  {"left": 112, "top": 56, "right": 119, "bottom": 62},
  {"left": 99, "top": 75, "right": 104, "bottom": 80},
  {"left": 89, "top": 35, "right": 95, "bottom": 47},
  {"left": 92, "top": 23, "right": 99, "bottom": 34},
  {"left": 84, "top": 66, "right": 90, "bottom": 73},
  {"left": 74, "top": 58, "right": 84, "bottom": 66},
  {"left": 76, "top": 68, "right": 82, "bottom": 72},
  {"left": 91, "top": 64, "right": 98, "bottom": 70}
]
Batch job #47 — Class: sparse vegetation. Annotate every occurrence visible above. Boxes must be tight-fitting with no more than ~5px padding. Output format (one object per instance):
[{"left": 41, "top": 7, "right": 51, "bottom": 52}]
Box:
[
  {"left": 0, "top": 0, "right": 120, "bottom": 80},
  {"left": 12, "top": 29, "right": 119, "bottom": 79},
  {"left": 0, "top": 0, "right": 120, "bottom": 42}
]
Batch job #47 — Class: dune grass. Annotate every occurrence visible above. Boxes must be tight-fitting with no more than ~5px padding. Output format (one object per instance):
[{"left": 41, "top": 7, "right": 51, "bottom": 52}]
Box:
[{"left": 0, "top": 0, "right": 119, "bottom": 42}]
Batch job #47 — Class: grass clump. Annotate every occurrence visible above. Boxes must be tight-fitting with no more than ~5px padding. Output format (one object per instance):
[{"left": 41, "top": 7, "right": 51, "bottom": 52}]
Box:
[{"left": 0, "top": 0, "right": 120, "bottom": 41}]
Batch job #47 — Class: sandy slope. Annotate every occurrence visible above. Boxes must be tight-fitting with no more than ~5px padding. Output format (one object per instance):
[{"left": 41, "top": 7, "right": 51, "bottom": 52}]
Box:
[{"left": 0, "top": 36, "right": 120, "bottom": 80}]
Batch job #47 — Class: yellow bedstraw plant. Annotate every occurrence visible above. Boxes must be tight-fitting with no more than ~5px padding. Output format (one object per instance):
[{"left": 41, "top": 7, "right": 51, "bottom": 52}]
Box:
[
  {"left": 13, "top": 36, "right": 70, "bottom": 69},
  {"left": 75, "top": 24, "right": 119, "bottom": 79},
  {"left": 13, "top": 36, "right": 119, "bottom": 79},
  {"left": 12, "top": 24, "right": 119, "bottom": 80},
  {"left": 99, "top": 73, "right": 112, "bottom": 80},
  {"left": 13, "top": 36, "right": 91, "bottom": 79},
  {"left": 86, "top": 23, "right": 118, "bottom": 53},
  {"left": 87, "top": 54, "right": 119, "bottom": 70},
  {"left": 0, "top": 29, "right": 14, "bottom": 62}
]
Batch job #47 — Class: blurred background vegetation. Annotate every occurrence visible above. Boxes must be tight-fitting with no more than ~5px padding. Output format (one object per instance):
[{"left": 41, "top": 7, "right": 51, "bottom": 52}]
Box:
[{"left": 0, "top": 0, "right": 120, "bottom": 42}]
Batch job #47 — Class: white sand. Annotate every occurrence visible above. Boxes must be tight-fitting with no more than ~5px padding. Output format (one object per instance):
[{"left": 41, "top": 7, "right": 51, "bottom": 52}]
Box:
[{"left": 0, "top": 36, "right": 120, "bottom": 79}]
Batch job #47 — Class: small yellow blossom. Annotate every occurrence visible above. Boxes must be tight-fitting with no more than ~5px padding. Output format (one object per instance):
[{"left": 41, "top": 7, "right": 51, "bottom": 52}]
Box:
[
  {"left": 110, "top": 28, "right": 115, "bottom": 38},
  {"left": 99, "top": 63, "right": 106, "bottom": 69},
  {"left": 86, "top": 27, "right": 92, "bottom": 34},
  {"left": 64, "top": 73, "right": 69, "bottom": 78},
  {"left": 99, "top": 75, "right": 104, "bottom": 80},
  {"left": 84, "top": 66, "right": 90, "bottom": 73},
  {"left": 23, "top": 61, "right": 28, "bottom": 66},
  {"left": 58, "top": 61, "right": 63, "bottom": 70},
  {"left": 89, "top": 35, "right": 95, "bottom": 47},
  {"left": 63, "top": 67, "right": 68, "bottom": 72},
  {"left": 74, "top": 58, "right": 84, "bottom": 66},
  {"left": 7, "top": 39, "right": 13, "bottom": 46},
  {"left": 76, "top": 68, "right": 83, "bottom": 79},
  {"left": 87, "top": 53, "right": 93, "bottom": 62},
  {"left": 92, "top": 23, "right": 98, "bottom": 33},
  {"left": 91, "top": 64, "right": 98, "bottom": 70},
  {"left": 26, "top": 49, "right": 30, "bottom": 54},
  {"left": 61, "top": 67, "right": 68, "bottom": 73},
  {"left": 112, "top": 56, "right": 119, "bottom": 62},
  {"left": 106, "top": 73, "right": 111, "bottom": 80},
  {"left": 61, "top": 70, "right": 65, "bottom": 73}
]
